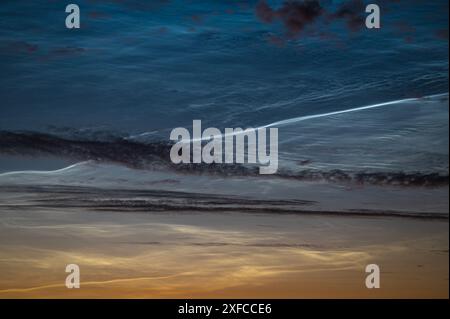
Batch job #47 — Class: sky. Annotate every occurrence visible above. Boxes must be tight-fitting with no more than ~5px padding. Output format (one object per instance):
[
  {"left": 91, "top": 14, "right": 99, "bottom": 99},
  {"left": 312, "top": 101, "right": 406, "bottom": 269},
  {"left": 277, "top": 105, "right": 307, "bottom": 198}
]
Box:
[{"left": 0, "top": 0, "right": 448, "bottom": 135}]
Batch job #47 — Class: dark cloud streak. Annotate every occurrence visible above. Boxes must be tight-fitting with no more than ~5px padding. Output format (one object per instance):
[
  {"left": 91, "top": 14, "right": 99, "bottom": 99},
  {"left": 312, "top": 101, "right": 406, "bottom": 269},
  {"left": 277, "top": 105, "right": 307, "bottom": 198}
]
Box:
[
  {"left": 256, "top": 0, "right": 324, "bottom": 36},
  {"left": 255, "top": 0, "right": 370, "bottom": 37},
  {"left": 329, "top": 0, "right": 366, "bottom": 32}
]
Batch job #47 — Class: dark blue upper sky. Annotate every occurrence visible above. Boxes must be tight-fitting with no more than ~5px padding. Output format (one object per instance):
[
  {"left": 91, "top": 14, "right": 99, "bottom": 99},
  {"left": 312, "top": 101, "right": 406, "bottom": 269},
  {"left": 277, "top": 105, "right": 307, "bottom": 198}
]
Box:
[{"left": 0, "top": 0, "right": 448, "bottom": 135}]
